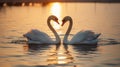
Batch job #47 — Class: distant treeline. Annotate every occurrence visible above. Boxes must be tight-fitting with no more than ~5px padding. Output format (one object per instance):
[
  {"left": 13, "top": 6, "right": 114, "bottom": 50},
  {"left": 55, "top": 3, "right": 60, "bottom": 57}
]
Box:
[
  {"left": 0, "top": 0, "right": 120, "bottom": 6},
  {"left": 0, "top": 0, "right": 120, "bottom": 3}
]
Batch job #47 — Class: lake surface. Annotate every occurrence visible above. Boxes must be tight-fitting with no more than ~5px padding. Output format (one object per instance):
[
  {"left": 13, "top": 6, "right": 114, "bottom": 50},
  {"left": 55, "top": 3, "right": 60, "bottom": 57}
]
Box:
[{"left": 0, "top": 2, "right": 120, "bottom": 67}]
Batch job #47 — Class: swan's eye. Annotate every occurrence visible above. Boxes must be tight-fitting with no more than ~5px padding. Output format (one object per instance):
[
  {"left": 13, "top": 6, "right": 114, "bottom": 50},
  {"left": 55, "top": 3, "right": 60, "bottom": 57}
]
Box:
[
  {"left": 54, "top": 18, "right": 58, "bottom": 21},
  {"left": 55, "top": 18, "right": 58, "bottom": 20}
]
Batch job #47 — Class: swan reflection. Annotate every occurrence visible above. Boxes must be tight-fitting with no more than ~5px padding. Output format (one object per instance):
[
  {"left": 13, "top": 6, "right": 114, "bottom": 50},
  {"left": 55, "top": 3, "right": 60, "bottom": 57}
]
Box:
[
  {"left": 23, "top": 43, "right": 73, "bottom": 65},
  {"left": 72, "top": 45, "right": 98, "bottom": 53},
  {"left": 47, "top": 44, "right": 74, "bottom": 65}
]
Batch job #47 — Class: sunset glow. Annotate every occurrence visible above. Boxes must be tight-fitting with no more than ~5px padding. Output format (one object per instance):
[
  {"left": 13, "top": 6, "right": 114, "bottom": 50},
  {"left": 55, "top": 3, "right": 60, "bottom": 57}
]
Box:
[{"left": 50, "top": 2, "right": 61, "bottom": 29}]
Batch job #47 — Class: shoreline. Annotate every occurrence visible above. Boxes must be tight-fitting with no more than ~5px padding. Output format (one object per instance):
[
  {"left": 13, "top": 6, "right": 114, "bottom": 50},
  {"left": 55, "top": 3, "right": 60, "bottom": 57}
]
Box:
[
  {"left": 0, "top": 0, "right": 120, "bottom": 3},
  {"left": 0, "top": 0, "right": 120, "bottom": 6}
]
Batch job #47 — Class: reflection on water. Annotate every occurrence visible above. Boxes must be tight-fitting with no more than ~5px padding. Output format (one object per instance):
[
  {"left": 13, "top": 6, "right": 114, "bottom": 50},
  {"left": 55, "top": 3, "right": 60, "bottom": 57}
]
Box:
[
  {"left": 73, "top": 45, "right": 98, "bottom": 53},
  {"left": 0, "top": 2, "right": 120, "bottom": 67},
  {"left": 50, "top": 2, "right": 61, "bottom": 18},
  {"left": 50, "top": 2, "right": 61, "bottom": 30},
  {"left": 22, "top": 43, "right": 74, "bottom": 65},
  {"left": 47, "top": 44, "right": 74, "bottom": 65}
]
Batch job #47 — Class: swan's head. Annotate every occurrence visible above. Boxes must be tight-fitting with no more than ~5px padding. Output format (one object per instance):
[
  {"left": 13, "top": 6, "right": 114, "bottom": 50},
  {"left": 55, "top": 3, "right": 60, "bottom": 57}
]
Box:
[
  {"left": 62, "top": 16, "right": 72, "bottom": 26},
  {"left": 48, "top": 15, "right": 59, "bottom": 24}
]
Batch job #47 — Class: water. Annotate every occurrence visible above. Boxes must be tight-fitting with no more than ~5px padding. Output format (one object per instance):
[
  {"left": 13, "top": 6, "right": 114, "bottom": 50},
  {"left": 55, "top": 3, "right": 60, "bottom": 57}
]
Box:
[{"left": 0, "top": 2, "right": 120, "bottom": 67}]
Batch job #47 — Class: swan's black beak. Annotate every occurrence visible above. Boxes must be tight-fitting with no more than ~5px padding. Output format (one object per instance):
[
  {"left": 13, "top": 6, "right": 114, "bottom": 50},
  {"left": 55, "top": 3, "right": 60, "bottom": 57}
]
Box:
[
  {"left": 61, "top": 20, "right": 65, "bottom": 26},
  {"left": 56, "top": 20, "right": 59, "bottom": 24},
  {"left": 61, "top": 23, "right": 64, "bottom": 26}
]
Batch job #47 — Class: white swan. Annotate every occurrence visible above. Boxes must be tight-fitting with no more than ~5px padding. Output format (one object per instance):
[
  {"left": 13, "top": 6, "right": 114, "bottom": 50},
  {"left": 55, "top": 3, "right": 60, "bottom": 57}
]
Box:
[
  {"left": 62, "top": 16, "right": 101, "bottom": 45},
  {"left": 23, "top": 15, "right": 61, "bottom": 44}
]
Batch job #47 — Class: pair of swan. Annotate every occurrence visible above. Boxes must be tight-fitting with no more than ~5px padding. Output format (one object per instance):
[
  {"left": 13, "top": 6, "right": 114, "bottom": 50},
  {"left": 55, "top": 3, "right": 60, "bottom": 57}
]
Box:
[{"left": 24, "top": 15, "right": 101, "bottom": 45}]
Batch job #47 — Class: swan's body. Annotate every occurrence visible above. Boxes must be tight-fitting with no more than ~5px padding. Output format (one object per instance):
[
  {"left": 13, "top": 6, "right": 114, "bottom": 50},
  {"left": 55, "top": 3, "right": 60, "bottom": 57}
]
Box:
[
  {"left": 24, "top": 29, "right": 54, "bottom": 44},
  {"left": 23, "top": 15, "right": 61, "bottom": 44},
  {"left": 69, "top": 30, "right": 100, "bottom": 45},
  {"left": 62, "top": 16, "right": 101, "bottom": 45}
]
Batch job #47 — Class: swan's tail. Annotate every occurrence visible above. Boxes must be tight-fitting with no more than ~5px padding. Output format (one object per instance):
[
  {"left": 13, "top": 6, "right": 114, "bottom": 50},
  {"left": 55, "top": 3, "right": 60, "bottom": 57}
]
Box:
[{"left": 94, "top": 33, "right": 101, "bottom": 39}]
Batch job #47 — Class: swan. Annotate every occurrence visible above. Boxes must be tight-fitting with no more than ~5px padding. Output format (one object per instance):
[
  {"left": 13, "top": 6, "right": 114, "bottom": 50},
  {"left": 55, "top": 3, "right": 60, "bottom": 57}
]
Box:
[
  {"left": 61, "top": 16, "right": 101, "bottom": 45},
  {"left": 23, "top": 15, "right": 61, "bottom": 44}
]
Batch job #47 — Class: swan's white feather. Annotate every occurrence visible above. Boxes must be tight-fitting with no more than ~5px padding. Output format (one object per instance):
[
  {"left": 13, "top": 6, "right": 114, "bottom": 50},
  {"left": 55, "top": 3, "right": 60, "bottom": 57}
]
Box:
[
  {"left": 24, "top": 29, "right": 53, "bottom": 44},
  {"left": 69, "top": 30, "right": 101, "bottom": 44}
]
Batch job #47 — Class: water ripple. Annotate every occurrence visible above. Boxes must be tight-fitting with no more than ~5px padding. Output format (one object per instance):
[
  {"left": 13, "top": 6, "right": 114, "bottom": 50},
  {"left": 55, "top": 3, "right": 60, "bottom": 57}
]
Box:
[
  {"left": 102, "top": 58, "right": 120, "bottom": 67},
  {"left": 99, "top": 38, "right": 120, "bottom": 45}
]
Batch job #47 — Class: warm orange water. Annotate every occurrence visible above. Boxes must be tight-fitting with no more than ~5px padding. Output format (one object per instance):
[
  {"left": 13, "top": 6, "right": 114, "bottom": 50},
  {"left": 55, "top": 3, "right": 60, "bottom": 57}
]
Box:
[{"left": 0, "top": 2, "right": 120, "bottom": 67}]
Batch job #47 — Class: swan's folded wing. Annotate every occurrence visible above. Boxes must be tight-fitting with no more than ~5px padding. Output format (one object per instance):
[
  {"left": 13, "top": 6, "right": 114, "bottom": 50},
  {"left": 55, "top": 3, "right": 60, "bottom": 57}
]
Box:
[
  {"left": 70, "top": 31, "right": 89, "bottom": 44},
  {"left": 24, "top": 29, "right": 53, "bottom": 43},
  {"left": 94, "top": 33, "right": 101, "bottom": 39},
  {"left": 70, "top": 30, "right": 101, "bottom": 44}
]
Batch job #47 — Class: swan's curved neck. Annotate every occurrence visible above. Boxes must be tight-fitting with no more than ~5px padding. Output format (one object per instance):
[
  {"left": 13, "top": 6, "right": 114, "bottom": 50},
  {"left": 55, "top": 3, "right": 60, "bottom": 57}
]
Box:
[
  {"left": 63, "top": 18, "right": 73, "bottom": 44},
  {"left": 47, "top": 18, "right": 61, "bottom": 44}
]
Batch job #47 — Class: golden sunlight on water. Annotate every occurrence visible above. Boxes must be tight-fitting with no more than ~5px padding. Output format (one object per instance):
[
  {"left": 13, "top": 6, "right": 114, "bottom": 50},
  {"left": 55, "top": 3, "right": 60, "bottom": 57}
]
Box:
[
  {"left": 47, "top": 44, "right": 73, "bottom": 65},
  {"left": 50, "top": 2, "right": 62, "bottom": 30}
]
